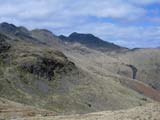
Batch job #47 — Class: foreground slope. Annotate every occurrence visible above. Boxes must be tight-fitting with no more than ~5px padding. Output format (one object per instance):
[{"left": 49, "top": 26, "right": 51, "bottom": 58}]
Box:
[
  {"left": 35, "top": 103, "right": 160, "bottom": 120},
  {"left": 0, "top": 97, "right": 56, "bottom": 119},
  {"left": 1, "top": 99, "right": 159, "bottom": 120}
]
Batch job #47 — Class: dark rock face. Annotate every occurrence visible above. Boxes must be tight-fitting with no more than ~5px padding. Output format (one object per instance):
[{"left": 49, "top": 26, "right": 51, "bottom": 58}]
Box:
[
  {"left": 0, "top": 34, "right": 11, "bottom": 53},
  {"left": 0, "top": 22, "right": 17, "bottom": 34},
  {"left": 118, "top": 63, "right": 138, "bottom": 80},
  {"left": 18, "top": 51, "right": 76, "bottom": 80},
  {"left": 126, "top": 64, "right": 138, "bottom": 79}
]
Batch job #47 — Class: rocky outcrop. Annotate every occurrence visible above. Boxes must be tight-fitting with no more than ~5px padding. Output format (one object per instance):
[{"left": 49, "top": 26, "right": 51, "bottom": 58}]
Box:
[
  {"left": 0, "top": 34, "right": 11, "bottom": 53},
  {"left": 19, "top": 53, "right": 75, "bottom": 80},
  {"left": 126, "top": 64, "right": 138, "bottom": 79}
]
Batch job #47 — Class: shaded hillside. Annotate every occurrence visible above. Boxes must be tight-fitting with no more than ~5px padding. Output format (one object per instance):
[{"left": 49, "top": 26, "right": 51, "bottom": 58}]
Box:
[
  {"left": 63, "top": 43, "right": 160, "bottom": 102},
  {"left": 59, "top": 32, "right": 127, "bottom": 52},
  {"left": 0, "top": 33, "right": 88, "bottom": 113}
]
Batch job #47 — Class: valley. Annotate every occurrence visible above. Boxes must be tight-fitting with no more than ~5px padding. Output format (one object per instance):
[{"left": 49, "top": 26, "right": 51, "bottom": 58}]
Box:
[{"left": 0, "top": 22, "right": 159, "bottom": 119}]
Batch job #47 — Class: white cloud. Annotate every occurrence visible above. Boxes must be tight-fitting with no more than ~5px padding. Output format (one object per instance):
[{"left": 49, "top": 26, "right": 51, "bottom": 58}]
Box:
[
  {"left": 0, "top": 0, "right": 146, "bottom": 19},
  {"left": 71, "top": 0, "right": 146, "bottom": 19}
]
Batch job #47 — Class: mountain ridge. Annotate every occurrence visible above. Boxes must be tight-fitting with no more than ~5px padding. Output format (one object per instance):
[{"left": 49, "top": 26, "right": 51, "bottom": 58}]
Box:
[
  {"left": 0, "top": 22, "right": 128, "bottom": 52},
  {"left": 59, "top": 32, "right": 128, "bottom": 52}
]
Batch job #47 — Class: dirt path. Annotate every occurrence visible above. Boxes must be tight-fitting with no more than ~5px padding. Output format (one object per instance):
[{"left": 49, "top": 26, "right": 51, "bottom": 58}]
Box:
[{"left": 2, "top": 103, "right": 158, "bottom": 120}]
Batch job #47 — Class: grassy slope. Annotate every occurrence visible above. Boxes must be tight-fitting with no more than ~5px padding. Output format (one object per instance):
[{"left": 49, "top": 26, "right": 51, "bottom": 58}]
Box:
[
  {"left": 0, "top": 34, "right": 149, "bottom": 115},
  {"left": 63, "top": 44, "right": 160, "bottom": 101},
  {"left": 0, "top": 97, "right": 56, "bottom": 119},
  {"left": 27, "top": 103, "right": 160, "bottom": 120}
]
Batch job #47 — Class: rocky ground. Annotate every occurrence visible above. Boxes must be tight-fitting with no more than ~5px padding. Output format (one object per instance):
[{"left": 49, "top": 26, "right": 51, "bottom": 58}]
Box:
[{"left": 0, "top": 98, "right": 159, "bottom": 120}]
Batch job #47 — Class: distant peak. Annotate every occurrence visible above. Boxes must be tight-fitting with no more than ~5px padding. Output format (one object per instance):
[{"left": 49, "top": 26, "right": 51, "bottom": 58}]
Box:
[
  {"left": 60, "top": 32, "right": 93, "bottom": 39},
  {"left": 69, "top": 32, "right": 78, "bottom": 37},
  {"left": 59, "top": 35, "right": 67, "bottom": 38},
  {"left": 59, "top": 35, "right": 66, "bottom": 37},
  {"left": 0, "top": 22, "right": 10, "bottom": 26},
  {"left": 32, "top": 29, "right": 55, "bottom": 36},
  {"left": 69, "top": 32, "right": 95, "bottom": 38},
  {"left": 18, "top": 26, "right": 30, "bottom": 34},
  {"left": 40, "top": 29, "right": 53, "bottom": 34},
  {"left": 60, "top": 32, "right": 126, "bottom": 51},
  {"left": 70, "top": 32, "right": 78, "bottom": 34},
  {"left": 0, "top": 22, "right": 16, "bottom": 28}
]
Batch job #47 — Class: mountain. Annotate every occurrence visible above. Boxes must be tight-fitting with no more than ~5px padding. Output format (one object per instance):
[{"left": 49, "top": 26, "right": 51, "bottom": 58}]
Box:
[
  {"left": 0, "top": 32, "right": 149, "bottom": 114},
  {"left": 0, "top": 22, "right": 30, "bottom": 38},
  {"left": 0, "top": 22, "right": 47, "bottom": 46},
  {"left": 59, "top": 32, "right": 127, "bottom": 52},
  {"left": 0, "top": 22, "right": 160, "bottom": 119},
  {"left": 0, "top": 22, "right": 127, "bottom": 52}
]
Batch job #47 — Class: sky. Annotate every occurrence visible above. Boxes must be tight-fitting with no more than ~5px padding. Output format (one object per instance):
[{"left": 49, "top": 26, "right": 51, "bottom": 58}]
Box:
[{"left": 0, "top": 0, "right": 160, "bottom": 48}]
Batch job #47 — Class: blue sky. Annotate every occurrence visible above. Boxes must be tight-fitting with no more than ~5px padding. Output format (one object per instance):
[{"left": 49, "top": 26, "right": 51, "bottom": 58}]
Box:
[{"left": 0, "top": 0, "right": 160, "bottom": 48}]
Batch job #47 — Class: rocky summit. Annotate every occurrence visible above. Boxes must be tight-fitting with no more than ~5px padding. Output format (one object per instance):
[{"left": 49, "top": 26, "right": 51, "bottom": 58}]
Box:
[{"left": 59, "top": 32, "right": 127, "bottom": 52}]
